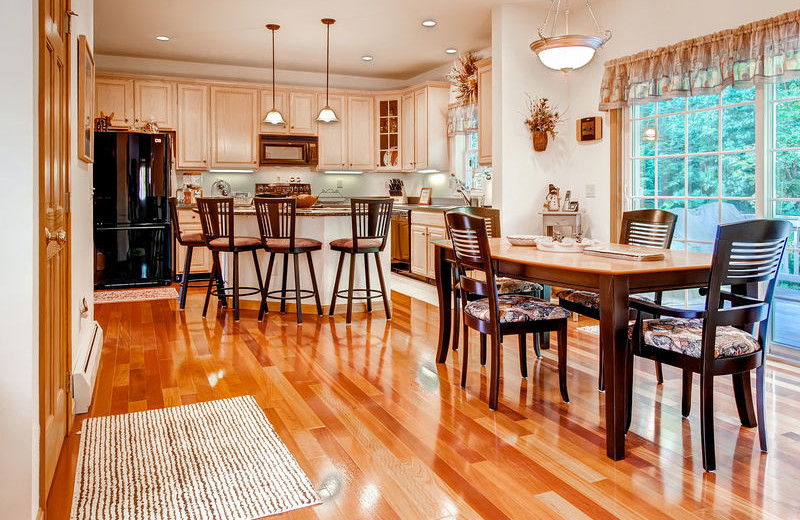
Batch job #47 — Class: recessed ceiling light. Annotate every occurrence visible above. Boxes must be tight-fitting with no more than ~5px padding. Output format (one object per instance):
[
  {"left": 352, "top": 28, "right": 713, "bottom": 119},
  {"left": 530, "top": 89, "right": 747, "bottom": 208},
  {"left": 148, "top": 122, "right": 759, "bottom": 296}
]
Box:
[
  {"left": 361, "top": 55, "right": 374, "bottom": 62},
  {"left": 155, "top": 35, "right": 170, "bottom": 41},
  {"left": 421, "top": 20, "right": 437, "bottom": 27},
  {"left": 445, "top": 48, "right": 458, "bottom": 54}
]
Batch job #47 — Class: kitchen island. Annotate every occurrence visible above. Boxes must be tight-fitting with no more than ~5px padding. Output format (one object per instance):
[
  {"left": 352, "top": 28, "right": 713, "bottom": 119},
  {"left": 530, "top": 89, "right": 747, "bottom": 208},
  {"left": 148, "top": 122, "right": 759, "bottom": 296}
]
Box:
[{"left": 216, "top": 206, "right": 392, "bottom": 315}]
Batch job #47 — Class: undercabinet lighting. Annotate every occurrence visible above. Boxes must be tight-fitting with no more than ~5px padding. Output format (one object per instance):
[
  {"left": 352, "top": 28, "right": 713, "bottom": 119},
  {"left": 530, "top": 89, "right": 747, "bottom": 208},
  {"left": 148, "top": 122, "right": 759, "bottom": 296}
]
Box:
[
  {"left": 155, "top": 35, "right": 170, "bottom": 41},
  {"left": 361, "top": 55, "right": 374, "bottom": 62},
  {"left": 323, "top": 170, "right": 363, "bottom": 175},
  {"left": 417, "top": 169, "right": 439, "bottom": 173},
  {"left": 421, "top": 19, "right": 437, "bottom": 27},
  {"left": 445, "top": 48, "right": 458, "bottom": 54},
  {"left": 208, "top": 169, "right": 255, "bottom": 173}
]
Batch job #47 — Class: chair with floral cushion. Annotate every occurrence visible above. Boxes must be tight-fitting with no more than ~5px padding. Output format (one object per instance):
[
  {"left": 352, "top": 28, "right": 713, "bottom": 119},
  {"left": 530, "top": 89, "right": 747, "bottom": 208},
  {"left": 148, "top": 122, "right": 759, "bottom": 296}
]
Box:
[
  {"left": 628, "top": 219, "right": 792, "bottom": 471},
  {"left": 447, "top": 206, "right": 545, "bottom": 360},
  {"left": 558, "top": 209, "right": 677, "bottom": 391},
  {"left": 446, "top": 211, "right": 571, "bottom": 411}
]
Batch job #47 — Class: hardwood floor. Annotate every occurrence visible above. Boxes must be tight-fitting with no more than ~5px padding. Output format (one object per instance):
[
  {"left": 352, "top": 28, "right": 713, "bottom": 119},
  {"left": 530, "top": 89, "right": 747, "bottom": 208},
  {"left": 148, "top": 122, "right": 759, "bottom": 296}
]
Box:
[{"left": 47, "top": 287, "right": 800, "bottom": 519}]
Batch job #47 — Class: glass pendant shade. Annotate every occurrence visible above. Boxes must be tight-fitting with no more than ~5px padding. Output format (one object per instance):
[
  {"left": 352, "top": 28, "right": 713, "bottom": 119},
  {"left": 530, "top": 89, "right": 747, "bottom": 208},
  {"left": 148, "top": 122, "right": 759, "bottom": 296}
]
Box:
[
  {"left": 530, "top": 35, "right": 604, "bottom": 71},
  {"left": 263, "top": 108, "right": 286, "bottom": 125},
  {"left": 315, "top": 105, "right": 339, "bottom": 123}
]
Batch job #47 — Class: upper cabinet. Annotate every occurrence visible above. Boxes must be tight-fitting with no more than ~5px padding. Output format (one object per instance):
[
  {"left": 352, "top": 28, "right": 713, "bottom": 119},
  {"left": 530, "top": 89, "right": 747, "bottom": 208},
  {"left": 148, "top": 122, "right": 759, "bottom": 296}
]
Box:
[
  {"left": 376, "top": 95, "right": 401, "bottom": 171},
  {"left": 210, "top": 86, "right": 259, "bottom": 169},
  {"left": 259, "top": 89, "right": 289, "bottom": 135},
  {"left": 176, "top": 84, "right": 209, "bottom": 170},
  {"left": 401, "top": 91, "right": 415, "bottom": 171},
  {"left": 403, "top": 85, "right": 449, "bottom": 172},
  {"left": 316, "top": 94, "right": 347, "bottom": 170},
  {"left": 476, "top": 58, "right": 492, "bottom": 166},
  {"left": 347, "top": 95, "right": 375, "bottom": 171},
  {"left": 289, "top": 91, "right": 317, "bottom": 135},
  {"left": 134, "top": 80, "right": 176, "bottom": 130},
  {"left": 95, "top": 77, "right": 134, "bottom": 128}
]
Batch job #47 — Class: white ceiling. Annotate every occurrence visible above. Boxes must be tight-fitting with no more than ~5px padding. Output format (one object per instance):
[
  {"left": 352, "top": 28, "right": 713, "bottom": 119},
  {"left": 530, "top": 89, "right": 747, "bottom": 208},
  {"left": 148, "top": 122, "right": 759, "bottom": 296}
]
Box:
[{"left": 93, "top": 0, "right": 528, "bottom": 80}]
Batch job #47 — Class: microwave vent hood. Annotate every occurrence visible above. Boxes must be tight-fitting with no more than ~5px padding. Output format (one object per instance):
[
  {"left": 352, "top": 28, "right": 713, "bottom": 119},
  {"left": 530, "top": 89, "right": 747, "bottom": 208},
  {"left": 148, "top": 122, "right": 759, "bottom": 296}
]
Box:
[{"left": 259, "top": 134, "right": 318, "bottom": 166}]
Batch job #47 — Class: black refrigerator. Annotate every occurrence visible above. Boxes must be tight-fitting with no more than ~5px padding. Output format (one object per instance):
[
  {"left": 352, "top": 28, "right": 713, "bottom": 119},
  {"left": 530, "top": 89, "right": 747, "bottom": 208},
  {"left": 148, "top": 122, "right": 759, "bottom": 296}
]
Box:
[{"left": 93, "top": 131, "right": 172, "bottom": 288}]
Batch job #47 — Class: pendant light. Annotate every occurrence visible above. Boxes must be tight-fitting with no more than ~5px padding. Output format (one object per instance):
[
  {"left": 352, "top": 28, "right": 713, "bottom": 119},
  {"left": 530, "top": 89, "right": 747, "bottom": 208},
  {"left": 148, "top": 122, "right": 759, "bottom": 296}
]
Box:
[
  {"left": 530, "top": 0, "right": 611, "bottom": 72},
  {"left": 315, "top": 18, "right": 339, "bottom": 123},
  {"left": 262, "top": 23, "right": 287, "bottom": 126}
]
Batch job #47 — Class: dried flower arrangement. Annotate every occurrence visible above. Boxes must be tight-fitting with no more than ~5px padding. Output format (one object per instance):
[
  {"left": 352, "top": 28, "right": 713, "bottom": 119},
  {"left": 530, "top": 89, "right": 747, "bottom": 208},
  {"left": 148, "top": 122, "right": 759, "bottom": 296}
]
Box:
[
  {"left": 446, "top": 52, "right": 481, "bottom": 103},
  {"left": 524, "top": 94, "right": 565, "bottom": 151}
]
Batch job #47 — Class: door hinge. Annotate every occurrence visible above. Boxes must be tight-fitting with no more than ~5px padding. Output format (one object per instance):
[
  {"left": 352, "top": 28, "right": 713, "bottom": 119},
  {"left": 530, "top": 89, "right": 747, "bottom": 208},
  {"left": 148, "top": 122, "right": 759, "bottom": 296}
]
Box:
[
  {"left": 65, "top": 10, "right": 78, "bottom": 35},
  {"left": 66, "top": 370, "right": 73, "bottom": 397}
]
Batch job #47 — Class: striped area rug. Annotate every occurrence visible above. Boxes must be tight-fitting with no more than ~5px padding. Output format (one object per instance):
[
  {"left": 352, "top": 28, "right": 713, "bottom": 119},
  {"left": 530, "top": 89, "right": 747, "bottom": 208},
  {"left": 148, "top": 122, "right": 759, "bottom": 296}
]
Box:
[
  {"left": 70, "top": 396, "right": 320, "bottom": 520},
  {"left": 94, "top": 286, "right": 179, "bottom": 304}
]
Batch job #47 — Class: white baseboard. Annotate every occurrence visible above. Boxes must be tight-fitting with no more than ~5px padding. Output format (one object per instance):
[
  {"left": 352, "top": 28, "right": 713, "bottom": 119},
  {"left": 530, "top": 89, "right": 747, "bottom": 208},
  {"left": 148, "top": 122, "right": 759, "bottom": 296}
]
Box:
[{"left": 72, "top": 321, "right": 103, "bottom": 414}]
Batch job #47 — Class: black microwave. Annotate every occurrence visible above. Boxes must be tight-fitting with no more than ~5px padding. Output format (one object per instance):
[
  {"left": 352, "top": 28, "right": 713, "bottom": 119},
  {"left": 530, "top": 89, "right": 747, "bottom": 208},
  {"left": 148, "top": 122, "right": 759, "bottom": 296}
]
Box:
[{"left": 259, "top": 135, "right": 318, "bottom": 166}]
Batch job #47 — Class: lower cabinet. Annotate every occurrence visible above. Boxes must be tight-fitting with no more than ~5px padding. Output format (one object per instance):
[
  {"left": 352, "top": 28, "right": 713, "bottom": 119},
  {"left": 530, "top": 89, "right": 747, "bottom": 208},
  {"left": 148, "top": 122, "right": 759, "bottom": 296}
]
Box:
[
  {"left": 410, "top": 210, "right": 447, "bottom": 279},
  {"left": 175, "top": 210, "right": 213, "bottom": 276}
]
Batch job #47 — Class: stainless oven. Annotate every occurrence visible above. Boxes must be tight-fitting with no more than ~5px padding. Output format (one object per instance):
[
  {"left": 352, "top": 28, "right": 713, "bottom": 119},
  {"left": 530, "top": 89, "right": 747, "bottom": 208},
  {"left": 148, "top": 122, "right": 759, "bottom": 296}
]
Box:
[{"left": 259, "top": 135, "right": 318, "bottom": 166}]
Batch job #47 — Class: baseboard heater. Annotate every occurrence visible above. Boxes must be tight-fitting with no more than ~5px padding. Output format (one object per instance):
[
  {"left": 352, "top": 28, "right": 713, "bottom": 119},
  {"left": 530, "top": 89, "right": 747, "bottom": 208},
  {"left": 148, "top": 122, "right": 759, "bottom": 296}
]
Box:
[{"left": 72, "top": 321, "right": 103, "bottom": 414}]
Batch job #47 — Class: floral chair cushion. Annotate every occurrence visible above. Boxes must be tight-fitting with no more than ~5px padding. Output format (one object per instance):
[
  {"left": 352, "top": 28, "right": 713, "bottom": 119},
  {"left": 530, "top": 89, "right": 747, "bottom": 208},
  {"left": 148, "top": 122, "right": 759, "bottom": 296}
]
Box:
[
  {"left": 642, "top": 318, "right": 761, "bottom": 359},
  {"left": 557, "top": 289, "right": 599, "bottom": 310},
  {"left": 464, "top": 295, "right": 570, "bottom": 324},
  {"left": 465, "top": 270, "right": 543, "bottom": 294}
]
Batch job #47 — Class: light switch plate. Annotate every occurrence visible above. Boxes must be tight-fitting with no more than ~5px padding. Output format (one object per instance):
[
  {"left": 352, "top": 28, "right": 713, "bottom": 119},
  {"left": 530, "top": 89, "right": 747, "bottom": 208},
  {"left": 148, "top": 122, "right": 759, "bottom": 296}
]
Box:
[
  {"left": 336, "top": 180, "right": 344, "bottom": 188},
  {"left": 585, "top": 184, "right": 596, "bottom": 198}
]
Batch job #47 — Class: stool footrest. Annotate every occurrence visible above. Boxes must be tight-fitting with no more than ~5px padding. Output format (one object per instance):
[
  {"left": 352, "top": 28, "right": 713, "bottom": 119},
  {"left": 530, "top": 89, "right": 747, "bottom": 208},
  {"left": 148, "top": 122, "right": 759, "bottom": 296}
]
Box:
[
  {"left": 264, "top": 288, "right": 318, "bottom": 301},
  {"left": 334, "top": 288, "right": 387, "bottom": 301},
  {"left": 211, "top": 286, "right": 261, "bottom": 298}
]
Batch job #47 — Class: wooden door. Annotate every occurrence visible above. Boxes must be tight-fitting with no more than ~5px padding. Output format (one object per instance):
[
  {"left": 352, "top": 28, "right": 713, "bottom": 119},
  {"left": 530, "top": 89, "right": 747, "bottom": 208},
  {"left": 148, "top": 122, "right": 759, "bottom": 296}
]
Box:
[
  {"left": 401, "top": 92, "right": 415, "bottom": 170},
  {"left": 316, "top": 94, "right": 346, "bottom": 170},
  {"left": 477, "top": 59, "right": 492, "bottom": 166},
  {"left": 95, "top": 77, "right": 134, "bottom": 128},
  {"left": 259, "top": 89, "right": 289, "bottom": 134},
  {"left": 410, "top": 224, "right": 428, "bottom": 276},
  {"left": 427, "top": 226, "right": 446, "bottom": 278},
  {"left": 346, "top": 95, "right": 374, "bottom": 171},
  {"left": 414, "top": 88, "right": 428, "bottom": 170},
  {"left": 135, "top": 80, "right": 176, "bottom": 129},
  {"left": 176, "top": 83, "right": 209, "bottom": 169},
  {"left": 210, "top": 86, "right": 258, "bottom": 169},
  {"left": 40, "top": 0, "right": 71, "bottom": 502},
  {"left": 289, "top": 91, "right": 317, "bottom": 135}
]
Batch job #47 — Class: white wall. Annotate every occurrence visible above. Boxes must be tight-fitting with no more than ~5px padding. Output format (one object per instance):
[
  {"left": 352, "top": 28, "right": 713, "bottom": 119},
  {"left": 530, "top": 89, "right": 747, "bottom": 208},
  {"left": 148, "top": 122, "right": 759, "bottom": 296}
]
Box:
[
  {"left": 0, "top": 1, "right": 39, "bottom": 518},
  {"left": 492, "top": 0, "right": 800, "bottom": 241},
  {"left": 70, "top": 0, "right": 95, "bottom": 365}
]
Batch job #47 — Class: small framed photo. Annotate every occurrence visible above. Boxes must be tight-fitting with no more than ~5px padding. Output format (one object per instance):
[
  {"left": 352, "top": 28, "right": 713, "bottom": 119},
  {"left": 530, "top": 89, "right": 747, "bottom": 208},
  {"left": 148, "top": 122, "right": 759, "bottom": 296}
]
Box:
[
  {"left": 418, "top": 187, "right": 432, "bottom": 205},
  {"left": 78, "top": 35, "right": 95, "bottom": 163},
  {"left": 567, "top": 200, "right": 580, "bottom": 212},
  {"left": 561, "top": 190, "right": 572, "bottom": 211}
]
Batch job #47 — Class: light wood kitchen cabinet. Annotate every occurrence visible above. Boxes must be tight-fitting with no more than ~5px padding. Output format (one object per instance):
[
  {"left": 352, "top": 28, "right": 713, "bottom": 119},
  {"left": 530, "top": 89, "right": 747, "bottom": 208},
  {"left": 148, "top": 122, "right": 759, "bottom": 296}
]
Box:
[
  {"left": 289, "top": 91, "right": 317, "bottom": 135},
  {"left": 210, "top": 86, "right": 259, "bottom": 169},
  {"left": 426, "top": 227, "right": 446, "bottom": 278},
  {"left": 347, "top": 95, "right": 375, "bottom": 171},
  {"left": 403, "top": 85, "right": 449, "bottom": 172},
  {"left": 410, "top": 210, "right": 447, "bottom": 278},
  {"left": 376, "top": 95, "right": 402, "bottom": 171},
  {"left": 401, "top": 92, "right": 415, "bottom": 171},
  {"left": 175, "top": 209, "right": 212, "bottom": 275},
  {"left": 134, "top": 80, "right": 176, "bottom": 130},
  {"left": 95, "top": 77, "right": 134, "bottom": 128},
  {"left": 410, "top": 224, "right": 429, "bottom": 276},
  {"left": 316, "top": 94, "right": 347, "bottom": 170},
  {"left": 477, "top": 58, "right": 492, "bottom": 166},
  {"left": 176, "top": 84, "right": 209, "bottom": 169},
  {"left": 259, "top": 89, "right": 289, "bottom": 134}
]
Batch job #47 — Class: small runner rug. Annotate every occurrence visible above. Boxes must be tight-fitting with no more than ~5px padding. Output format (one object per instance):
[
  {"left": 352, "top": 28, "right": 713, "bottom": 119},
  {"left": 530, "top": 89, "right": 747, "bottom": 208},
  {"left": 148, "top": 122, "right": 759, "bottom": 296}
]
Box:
[
  {"left": 577, "top": 324, "right": 600, "bottom": 335},
  {"left": 70, "top": 396, "right": 320, "bottom": 520},
  {"left": 94, "top": 286, "right": 179, "bottom": 304}
]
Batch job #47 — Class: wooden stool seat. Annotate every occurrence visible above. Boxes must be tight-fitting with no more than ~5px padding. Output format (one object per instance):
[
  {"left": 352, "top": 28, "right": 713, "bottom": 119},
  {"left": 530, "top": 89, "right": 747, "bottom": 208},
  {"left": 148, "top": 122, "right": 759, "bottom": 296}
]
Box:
[
  {"left": 329, "top": 237, "right": 383, "bottom": 252},
  {"left": 265, "top": 237, "right": 322, "bottom": 253},
  {"left": 208, "top": 236, "right": 262, "bottom": 251},
  {"left": 179, "top": 231, "right": 207, "bottom": 246}
]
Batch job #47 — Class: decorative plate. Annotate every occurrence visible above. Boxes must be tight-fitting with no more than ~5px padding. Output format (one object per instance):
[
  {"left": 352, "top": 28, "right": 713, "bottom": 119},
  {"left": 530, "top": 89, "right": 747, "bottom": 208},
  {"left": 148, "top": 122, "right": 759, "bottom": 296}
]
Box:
[
  {"left": 507, "top": 235, "right": 543, "bottom": 247},
  {"left": 211, "top": 179, "right": 232, "bottom": 197}
]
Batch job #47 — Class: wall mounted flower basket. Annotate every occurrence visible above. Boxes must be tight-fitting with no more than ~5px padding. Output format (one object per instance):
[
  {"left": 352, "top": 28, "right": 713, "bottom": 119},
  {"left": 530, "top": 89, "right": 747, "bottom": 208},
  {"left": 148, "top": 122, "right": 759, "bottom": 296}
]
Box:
[
  {"left": 532, "top": 130, "right": 548, "bottom": 152},
  {"left": 525, "top": 94, "right": 564, "bottom": 153}
]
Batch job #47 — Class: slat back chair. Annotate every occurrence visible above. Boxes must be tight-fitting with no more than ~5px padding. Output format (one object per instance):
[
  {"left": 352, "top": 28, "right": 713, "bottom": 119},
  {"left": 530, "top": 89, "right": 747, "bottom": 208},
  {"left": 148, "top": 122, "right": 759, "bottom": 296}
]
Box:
[
  {"left": 168, "top": 197, "right": 219, "bottom": 309},
  {"left": 629, "top": 219, "right": 792, "bottom": 471},
  {"left": 197, "top": 197, "right": 235, "bottom": 250},
  {"left": 351, "top": 198, "right": 393, "bottom": 252},
  {"left": 446, "top": 212, "right": 571, "bottom": 410},
  {"left": 253, "top": 197, "right": 323, "bottom": 323}
]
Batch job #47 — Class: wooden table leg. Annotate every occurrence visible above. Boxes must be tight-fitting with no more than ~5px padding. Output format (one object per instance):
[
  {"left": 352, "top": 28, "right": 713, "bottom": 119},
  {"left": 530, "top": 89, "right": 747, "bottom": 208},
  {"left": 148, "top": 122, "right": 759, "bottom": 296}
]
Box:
[
  {"left": 435, "top": 245, "right": 452, "bottom": 364},
  {"left": 730, "top": 282, "right": 758, "bottom": 427},
  {"left": 599, "top": 274, "right": 630, "bottom": 460}
]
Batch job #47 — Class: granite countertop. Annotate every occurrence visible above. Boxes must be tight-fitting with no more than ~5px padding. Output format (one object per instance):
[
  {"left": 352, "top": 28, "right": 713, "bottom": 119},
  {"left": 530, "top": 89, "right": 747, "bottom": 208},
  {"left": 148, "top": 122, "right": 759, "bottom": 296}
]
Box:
[{"left": 177, "top": 201, "right": 471, "bottom": 216}]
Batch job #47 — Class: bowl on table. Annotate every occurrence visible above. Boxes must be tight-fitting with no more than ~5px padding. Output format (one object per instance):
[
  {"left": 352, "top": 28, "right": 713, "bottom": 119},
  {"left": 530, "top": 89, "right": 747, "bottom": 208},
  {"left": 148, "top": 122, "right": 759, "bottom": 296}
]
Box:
[
  {"left": 506, "top": 235, "right": 542, "bottom": 247},
  {"left": 295, "top": 194, "right": 319, "bottom": 208}
]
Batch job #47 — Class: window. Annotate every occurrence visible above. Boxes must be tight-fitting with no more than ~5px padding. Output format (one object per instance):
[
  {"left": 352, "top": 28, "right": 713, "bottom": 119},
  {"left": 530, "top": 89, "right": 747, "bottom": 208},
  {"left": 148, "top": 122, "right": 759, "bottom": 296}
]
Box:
[{"left": 626, "top": 80, "right": 800, "bottom": 355}]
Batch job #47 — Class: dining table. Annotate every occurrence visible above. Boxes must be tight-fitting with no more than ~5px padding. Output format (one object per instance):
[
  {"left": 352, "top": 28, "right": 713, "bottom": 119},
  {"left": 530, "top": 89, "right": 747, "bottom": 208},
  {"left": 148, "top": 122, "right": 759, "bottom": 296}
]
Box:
[{"left": 433, "top": 237, "right": 713, "bottom": 461}]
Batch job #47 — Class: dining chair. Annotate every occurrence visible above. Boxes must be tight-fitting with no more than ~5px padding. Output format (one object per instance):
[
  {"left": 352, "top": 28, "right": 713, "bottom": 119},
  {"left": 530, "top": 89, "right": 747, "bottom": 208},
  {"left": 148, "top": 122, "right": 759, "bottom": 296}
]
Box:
[
  {"left": 446, "top": 211, "right": 571, "bottom": 411},
  {"left": 328, "top": 198, "right": 393, "bottom": 324},
  {"left": 196, "top": 197, "right": 264, "bottom": 321},
  {"left": 253, "top": 196, "right": 323, "bottom": 324},
  {"left": 447, "top": 206, "right": 544, "bottom": 359},
  {"left": 558, "top": 209, "right": 678, "bottom": 390},
  {"left": 628, "top": 219, "right": 792, "bottom": 471}
]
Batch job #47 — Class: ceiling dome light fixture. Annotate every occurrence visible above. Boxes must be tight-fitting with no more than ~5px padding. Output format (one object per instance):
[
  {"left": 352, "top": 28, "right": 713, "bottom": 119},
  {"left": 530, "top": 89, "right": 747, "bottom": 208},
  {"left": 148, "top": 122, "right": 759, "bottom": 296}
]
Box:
[
  {"left": 529, "top": 0, "right": 611, "bottom": 72},
  {"left": 155, "top": 35, "right": 170, "bottom": 41},
  {"left": 444, "top": 48, "right": 458, "bottom": 54},
  {"left": 262, "top": 24, "right": 287, "bottom": 126},
  {"left": 361, "top": 55, "right": 373, "bottom": 62},
  {"left": 421, "top": 19, "right": 437, "bottom": 27},
  {"left": 316, "top": 18, "right": 339, "bottom": 124}
]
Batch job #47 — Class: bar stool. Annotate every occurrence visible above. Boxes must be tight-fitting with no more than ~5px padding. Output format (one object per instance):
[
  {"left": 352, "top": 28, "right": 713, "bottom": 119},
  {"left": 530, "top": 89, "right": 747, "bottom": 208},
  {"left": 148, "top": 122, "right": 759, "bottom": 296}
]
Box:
[
  {"left": 253, "top": 196, "right": 323, "bottom": 324},
  {"left": 196, "top": 197, "right": 264, "bottom": 321},
  {"left": 328, "top": 198, "right": 393, "bottom": 324},
  {"left": 168, "top": 197, "right": 225, "bottom": 310}
]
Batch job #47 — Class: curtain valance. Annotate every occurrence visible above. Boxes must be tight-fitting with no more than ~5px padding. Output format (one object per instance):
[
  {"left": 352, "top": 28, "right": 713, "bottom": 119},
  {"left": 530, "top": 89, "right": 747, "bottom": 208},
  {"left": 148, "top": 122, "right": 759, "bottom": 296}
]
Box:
[{"left": 599, "top": 10, "right": 800, "bottom": 110}]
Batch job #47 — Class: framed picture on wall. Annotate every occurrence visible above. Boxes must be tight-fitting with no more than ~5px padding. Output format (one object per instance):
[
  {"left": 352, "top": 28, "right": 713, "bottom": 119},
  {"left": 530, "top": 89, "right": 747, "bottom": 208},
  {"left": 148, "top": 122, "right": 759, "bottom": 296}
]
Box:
[
  {"left": 418, "top": 187, "right": 432, "bottom": 206},
  {"left": 78, "top": 34, "right": 95, "bottom": 163}
]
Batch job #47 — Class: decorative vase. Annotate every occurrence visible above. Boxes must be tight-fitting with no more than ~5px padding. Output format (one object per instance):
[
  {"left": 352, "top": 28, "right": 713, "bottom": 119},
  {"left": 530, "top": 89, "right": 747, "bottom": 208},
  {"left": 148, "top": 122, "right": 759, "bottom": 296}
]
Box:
[{"left": 532, "top": 130, "right": 548, "bottom": 152}]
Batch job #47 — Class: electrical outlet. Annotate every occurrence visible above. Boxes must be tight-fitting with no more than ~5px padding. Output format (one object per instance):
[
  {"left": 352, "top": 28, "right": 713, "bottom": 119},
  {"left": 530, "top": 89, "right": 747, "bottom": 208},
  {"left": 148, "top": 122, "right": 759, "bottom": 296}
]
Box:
[
  {"left": 336, "top": 179, "right": 343, "bottom": 188},
  {"left": 585, "top": 183, "right": 596, "bottom": 198}
]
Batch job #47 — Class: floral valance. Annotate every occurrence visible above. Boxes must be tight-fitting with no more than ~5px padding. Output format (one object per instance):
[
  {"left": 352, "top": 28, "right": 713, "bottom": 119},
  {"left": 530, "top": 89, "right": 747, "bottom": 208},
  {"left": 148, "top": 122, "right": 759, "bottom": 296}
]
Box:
[
  {"left": 447, "top": 102, "right": 478, "bottom": 135},
  {"left": 599, "top": 10, "right": 800, "bottom": 110}
]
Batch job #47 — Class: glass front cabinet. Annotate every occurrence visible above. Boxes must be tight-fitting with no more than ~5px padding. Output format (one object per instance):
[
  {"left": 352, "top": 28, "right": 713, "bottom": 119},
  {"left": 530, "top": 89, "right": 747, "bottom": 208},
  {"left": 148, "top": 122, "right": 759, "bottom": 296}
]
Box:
[{"left": 375, "top": 95, "right": 402, "bottom": 171}]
